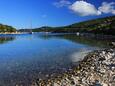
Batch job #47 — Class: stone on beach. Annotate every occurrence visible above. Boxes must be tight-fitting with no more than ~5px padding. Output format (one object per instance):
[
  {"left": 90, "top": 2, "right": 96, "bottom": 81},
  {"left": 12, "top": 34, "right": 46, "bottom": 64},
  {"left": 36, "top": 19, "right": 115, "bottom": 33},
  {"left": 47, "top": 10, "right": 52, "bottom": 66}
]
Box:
[{"left": 35, "top": 49, "right": 115, "bottom": 86}]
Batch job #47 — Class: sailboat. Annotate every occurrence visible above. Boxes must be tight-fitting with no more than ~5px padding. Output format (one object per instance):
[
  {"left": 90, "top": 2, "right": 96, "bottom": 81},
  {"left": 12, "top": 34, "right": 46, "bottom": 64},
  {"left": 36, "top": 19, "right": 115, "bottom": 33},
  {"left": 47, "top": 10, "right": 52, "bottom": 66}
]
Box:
[
  {"left": 29, "top": 20, "right": 33, "bottom": 34},
  {"left": 29, "top": 29, "right": 33, "bottom": 34}
]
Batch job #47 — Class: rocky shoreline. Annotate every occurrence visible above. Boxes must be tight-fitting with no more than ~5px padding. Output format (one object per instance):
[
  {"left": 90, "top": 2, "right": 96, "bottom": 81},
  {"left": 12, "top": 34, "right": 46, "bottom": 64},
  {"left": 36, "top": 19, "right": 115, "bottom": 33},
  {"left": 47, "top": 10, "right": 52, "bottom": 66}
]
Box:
[{"left": 33, "top": 49, "right": 115, "bottom": 86}]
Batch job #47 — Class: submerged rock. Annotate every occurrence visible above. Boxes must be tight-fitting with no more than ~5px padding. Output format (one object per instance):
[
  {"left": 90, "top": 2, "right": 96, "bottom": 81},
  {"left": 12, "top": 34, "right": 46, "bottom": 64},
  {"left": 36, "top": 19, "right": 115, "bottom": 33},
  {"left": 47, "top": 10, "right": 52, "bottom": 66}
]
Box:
[{"left": 35, "top": 49, "right": 115, "bottom": 86}]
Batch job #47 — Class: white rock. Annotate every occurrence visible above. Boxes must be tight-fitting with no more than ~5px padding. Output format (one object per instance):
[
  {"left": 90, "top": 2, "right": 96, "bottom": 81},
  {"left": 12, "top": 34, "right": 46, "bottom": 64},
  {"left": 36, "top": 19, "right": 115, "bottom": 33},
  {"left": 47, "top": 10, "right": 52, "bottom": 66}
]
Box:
[{"left": 102, "top": 83, "right": 108, "bottom": 86}]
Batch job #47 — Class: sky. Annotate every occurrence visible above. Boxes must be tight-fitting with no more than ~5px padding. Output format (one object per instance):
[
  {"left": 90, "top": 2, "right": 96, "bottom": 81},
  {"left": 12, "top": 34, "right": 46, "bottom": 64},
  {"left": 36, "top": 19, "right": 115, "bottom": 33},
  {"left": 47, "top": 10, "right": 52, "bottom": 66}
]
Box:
[{"left": 0, "top": 0, "right": 115, "bottom": 29}]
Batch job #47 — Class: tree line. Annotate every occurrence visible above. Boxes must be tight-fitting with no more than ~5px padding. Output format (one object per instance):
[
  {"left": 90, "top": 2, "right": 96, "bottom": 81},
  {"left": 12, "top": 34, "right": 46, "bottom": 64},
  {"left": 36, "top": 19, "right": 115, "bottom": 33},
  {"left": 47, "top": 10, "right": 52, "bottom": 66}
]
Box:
[
  {"left": 32, "top": 16, "right": 115, "bottom": 35},
  {"left": 0, "top": 24, "right": 16, "bottom": 33}
]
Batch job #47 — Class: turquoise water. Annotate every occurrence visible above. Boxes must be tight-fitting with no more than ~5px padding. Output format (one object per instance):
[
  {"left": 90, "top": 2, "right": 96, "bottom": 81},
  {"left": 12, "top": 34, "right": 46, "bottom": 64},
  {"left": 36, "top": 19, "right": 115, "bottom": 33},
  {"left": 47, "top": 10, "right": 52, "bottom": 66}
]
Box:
[{"left": 0, "top": 33, "right": 107, "bottom": 86}]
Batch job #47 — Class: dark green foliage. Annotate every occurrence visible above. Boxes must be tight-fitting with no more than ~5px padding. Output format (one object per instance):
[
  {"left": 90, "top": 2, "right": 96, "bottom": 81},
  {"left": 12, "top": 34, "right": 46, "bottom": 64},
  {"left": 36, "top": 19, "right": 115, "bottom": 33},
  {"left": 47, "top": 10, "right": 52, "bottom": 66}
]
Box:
[
  {"left": 32, "top": 16, "right": 115, "bottom": 35},
  {"left": 32, "top": 26, "right": 54, "bottom": 32},
  {"left": 0, "top": 24, "right": 16, "bottom": 32},
  {"left": 65, "top": 16, "right": 115, "bottom": 35}
]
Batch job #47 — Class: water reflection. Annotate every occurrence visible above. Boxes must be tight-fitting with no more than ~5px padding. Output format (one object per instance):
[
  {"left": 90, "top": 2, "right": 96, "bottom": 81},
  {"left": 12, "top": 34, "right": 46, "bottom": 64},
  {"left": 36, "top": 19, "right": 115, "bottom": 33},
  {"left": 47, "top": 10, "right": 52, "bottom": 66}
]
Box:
[
  {"left": 58, "top": 35, "right": 111, "bottom": 48},
  {"left": 0, "top": 33, "right": 112, "bottom": 86},
  {"left": 0, "top": 36, "right": 15, "bottom": 44},
  {"left": 70, "top": 49, "right": 92, "bottom": 63},
  {"left": 37, "top": 34, "right": 112, "bottom": 48}
]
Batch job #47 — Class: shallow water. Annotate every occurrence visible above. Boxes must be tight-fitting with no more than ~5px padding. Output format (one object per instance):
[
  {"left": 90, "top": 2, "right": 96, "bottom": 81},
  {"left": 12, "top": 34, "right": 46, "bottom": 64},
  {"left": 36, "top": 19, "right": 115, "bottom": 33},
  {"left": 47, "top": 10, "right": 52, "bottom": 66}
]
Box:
[{"left": 0, "top": 33, "right": 110, "bottom": 86}]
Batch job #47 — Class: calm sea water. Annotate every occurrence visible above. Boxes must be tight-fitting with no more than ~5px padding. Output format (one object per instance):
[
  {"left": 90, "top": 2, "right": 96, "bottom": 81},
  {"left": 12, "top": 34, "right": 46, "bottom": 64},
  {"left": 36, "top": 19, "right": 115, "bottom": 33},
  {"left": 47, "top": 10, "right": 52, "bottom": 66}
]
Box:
[{"left": 0, "top": 33, "right": 109, "bottom": 86}]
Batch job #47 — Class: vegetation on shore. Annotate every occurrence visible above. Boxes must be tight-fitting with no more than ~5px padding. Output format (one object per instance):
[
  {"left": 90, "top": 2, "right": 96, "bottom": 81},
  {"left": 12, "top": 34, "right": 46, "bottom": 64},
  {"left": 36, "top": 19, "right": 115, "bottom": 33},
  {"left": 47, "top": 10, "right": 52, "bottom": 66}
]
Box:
[
  {"left": 0, "top": 16, "right": 115, "bottom": 35},
  {"left": 0, "top": 24, "right": 16, "bottom": 33},
  {"left": 32, "top": 16, "right": 115, "bottom": 35}
]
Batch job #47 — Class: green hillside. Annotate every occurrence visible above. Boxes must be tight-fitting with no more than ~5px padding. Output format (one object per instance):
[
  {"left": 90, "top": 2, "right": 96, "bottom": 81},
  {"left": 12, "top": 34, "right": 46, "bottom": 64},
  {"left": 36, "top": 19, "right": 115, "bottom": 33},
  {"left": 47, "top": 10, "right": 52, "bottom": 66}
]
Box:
[
  {"left": 0, "top": 24, "right": 16, "bottom": 33},
  {"left": 32, "top": 16, "right": 115, "bottom": 35}
]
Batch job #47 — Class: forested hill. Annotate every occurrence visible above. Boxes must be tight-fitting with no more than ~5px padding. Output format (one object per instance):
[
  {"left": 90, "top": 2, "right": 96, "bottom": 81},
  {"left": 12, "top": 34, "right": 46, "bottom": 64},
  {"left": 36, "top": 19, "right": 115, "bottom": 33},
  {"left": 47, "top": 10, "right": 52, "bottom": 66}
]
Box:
[
  {"left": 66, "top": 16, "right": 115, "bottom": 35},
  {"left": 0, "top": 24, "right": 16, "bottom": 33},
  {"left": 32, "top": 16, "right": 115, "bottom": 35}
]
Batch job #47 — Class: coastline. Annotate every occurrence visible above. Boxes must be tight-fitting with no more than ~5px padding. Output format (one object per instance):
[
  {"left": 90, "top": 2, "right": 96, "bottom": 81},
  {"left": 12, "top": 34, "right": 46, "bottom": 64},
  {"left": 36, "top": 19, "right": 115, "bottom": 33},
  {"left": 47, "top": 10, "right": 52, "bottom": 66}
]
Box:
[
  {"left": 34, "top": 48, "right": 115, "bottom": 86},
  {"left": 0, "top": 32, "right": 32, "bottom": 35}
]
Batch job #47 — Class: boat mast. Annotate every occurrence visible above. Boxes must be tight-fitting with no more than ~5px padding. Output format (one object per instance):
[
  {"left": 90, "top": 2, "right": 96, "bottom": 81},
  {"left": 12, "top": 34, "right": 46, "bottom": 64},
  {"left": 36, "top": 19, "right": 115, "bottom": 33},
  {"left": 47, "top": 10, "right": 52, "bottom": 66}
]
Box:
[{"left": 30, "top": 20, "right": 33, "bottom": 33}]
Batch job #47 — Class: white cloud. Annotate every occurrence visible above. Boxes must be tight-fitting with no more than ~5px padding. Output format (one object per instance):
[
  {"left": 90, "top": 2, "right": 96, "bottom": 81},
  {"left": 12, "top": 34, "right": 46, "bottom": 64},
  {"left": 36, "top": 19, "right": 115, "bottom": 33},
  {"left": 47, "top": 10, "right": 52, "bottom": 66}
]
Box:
[
  {"left": 98, "top": 2, "right": 115, "bottom": 14},
  {"left": 69, "top": 1, "right": 101, "bottom": 16},
  {"left": 53, "top": 0, "right": 115, "bottom": 16},
  {"left": 53, "top": 0, "right": 71, "bottom": 8},
  {"left": 112, "top": 10, "right": 115, "bottom": 14}
]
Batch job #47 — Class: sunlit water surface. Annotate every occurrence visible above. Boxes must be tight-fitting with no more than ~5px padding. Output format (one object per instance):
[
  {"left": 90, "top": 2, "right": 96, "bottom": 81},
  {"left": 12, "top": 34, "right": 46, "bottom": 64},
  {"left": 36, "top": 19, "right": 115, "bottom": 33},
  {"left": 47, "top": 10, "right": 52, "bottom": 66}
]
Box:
[{"left": 0, "top": 33, "right": 110, "bottom": 86}]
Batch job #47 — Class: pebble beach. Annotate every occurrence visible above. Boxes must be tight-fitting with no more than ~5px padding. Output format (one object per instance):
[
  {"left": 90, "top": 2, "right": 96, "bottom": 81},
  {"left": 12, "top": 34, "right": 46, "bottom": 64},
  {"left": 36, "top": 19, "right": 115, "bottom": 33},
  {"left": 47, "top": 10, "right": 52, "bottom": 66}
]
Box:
[{"left": 33, "top": 48, "right": 115, "bottom": 86}]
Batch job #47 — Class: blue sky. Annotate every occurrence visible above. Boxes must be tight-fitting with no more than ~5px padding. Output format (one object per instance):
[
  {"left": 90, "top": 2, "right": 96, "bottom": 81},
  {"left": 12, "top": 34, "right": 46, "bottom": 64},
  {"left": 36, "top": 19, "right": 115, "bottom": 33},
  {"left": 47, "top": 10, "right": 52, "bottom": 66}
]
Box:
[{"left": 0, "top": 0, "right": 114, "bottom": 29}]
